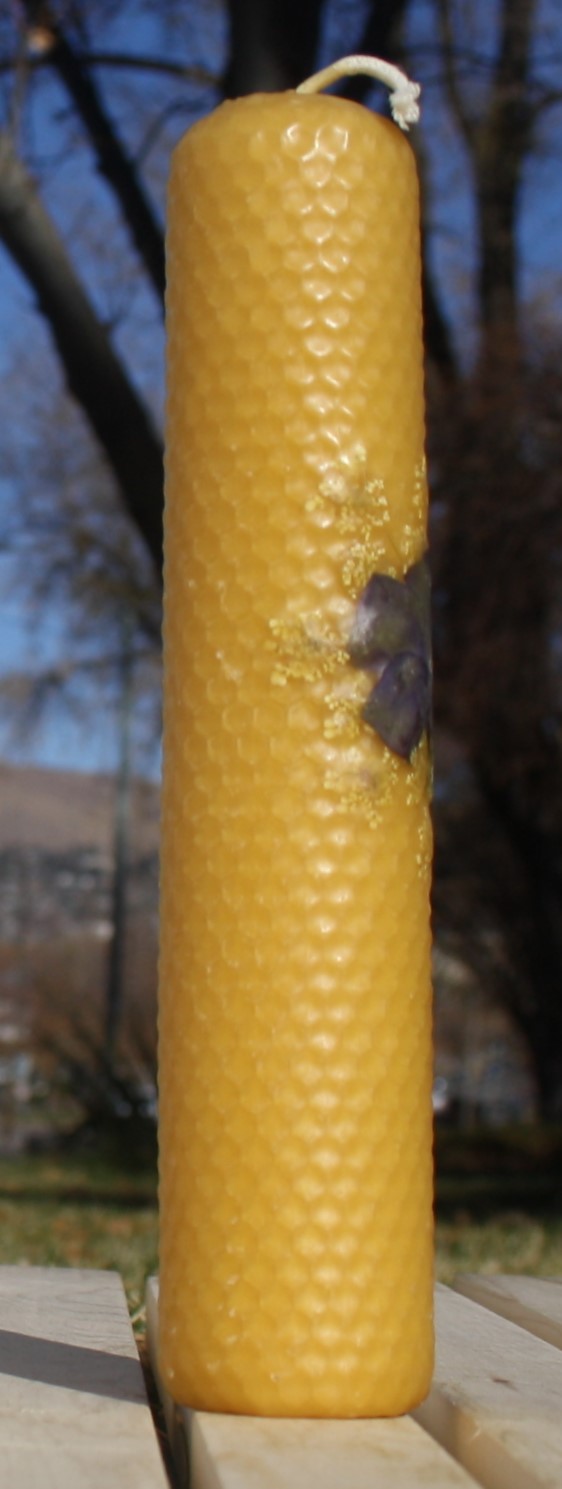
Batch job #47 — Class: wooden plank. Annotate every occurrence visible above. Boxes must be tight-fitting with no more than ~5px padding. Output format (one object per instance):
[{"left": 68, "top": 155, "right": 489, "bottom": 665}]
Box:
[
  {"left": 186, "top": 1411, "right": 483, "bottom": 1489},
  {"left": 145, "top": 1278, "right": 480, "bottom": 1489},
  {"left": 413, "top": 1283, "right": 562, "bottom": 1489},
  {"left": 0, "top": 1266, "right": 170, "bottom": 1489},
  {"left": 453, "top": 1274, "right": 562, "bottom": 1353}
]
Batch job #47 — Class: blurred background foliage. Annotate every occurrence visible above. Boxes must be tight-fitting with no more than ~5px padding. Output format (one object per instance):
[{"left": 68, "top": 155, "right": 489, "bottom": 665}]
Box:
[{"left": 0, "top": 0, "right": 561, "bottom": 1172}]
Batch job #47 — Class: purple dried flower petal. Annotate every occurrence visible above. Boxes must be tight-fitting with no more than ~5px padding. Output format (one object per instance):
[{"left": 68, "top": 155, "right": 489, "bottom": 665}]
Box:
[
  {"left": 361, "top": 653, "right": 431, "bottom": 761},
  {"left": 348, "top": 572, "right": 425, "bottom": 669}
]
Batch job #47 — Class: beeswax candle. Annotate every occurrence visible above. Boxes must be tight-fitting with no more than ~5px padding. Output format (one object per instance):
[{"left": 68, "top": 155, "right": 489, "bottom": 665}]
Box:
[{"left": 159, "top": 56, "right": 434, "bottom": 1418}]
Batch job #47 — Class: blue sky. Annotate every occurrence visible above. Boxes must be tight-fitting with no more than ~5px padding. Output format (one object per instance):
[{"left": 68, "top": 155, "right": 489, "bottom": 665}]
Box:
[{"left": 0, "top": 0, "right": 560, "bottom": 777}]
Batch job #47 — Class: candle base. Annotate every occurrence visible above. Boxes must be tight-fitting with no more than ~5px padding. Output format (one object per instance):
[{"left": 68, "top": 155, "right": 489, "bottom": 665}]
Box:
[
  {"left": 155, "top": 1270, "right": 433, "bottom": 1419},
  {"left": 148, "top": 1279, "right": 434, "bottom": 1422}
]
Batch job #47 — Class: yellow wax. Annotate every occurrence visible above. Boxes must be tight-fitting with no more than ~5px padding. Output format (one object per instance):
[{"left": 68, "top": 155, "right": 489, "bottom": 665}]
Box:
[{"left": 159, "top": 88, "right": 434, "bottom": 1418}]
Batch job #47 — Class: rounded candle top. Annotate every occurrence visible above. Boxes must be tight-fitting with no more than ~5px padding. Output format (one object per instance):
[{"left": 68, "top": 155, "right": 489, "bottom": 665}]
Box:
[{"left": 172, "top": 53, "right": 421, "bottom": 168}]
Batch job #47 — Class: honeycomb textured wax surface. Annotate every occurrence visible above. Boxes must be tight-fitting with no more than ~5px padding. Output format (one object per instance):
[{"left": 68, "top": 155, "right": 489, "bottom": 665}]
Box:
[{"left": 159, "top": 90, "right": 434, "bottom": 1417}]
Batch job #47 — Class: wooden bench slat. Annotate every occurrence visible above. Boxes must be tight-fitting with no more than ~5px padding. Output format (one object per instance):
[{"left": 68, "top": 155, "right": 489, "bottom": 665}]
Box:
[
  {"left": 188, "top": 1410, "right": 483, "bottom": 1489},
  {"left": 0, "top": 1266, "right": 169, "bottom": 1489},
  {"left": 414, "top": 1283, "right": 562, "bottom": 1489},
  {"left": 146, "top": 1278, "right": 480, "bottom": 1489},
  {"left": 453, "top": 1274, "right": 562, "bottom": 1352}
]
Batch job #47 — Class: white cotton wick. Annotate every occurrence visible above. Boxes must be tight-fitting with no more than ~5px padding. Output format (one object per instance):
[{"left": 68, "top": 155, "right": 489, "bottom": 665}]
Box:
[{"left": 296, "top": 55, "right": 421, "bottom": 132}]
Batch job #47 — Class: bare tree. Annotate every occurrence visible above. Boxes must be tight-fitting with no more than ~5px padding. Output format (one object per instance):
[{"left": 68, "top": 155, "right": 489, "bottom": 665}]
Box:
[{"left": 428, "top": 0, "right": 562, "bottom": 1113}]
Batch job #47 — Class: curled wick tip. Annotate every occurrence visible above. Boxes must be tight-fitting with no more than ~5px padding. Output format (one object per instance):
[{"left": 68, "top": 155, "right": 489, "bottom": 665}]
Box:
[{"left": 297, "top": 55, "right": 421, "bottom": 132}]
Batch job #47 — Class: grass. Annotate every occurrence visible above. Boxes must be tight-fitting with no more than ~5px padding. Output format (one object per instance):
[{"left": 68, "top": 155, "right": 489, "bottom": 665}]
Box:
[
  {"left": 0, "top": 1127, "right": 560, "bottom": 1341},
  {"left": 0, "top": 1151, "right": 158, "bottom": 1328},
  {"left": 435, "top": 1122, "right": 562, "bottom": 1281},
  {"left": 436, "top": 1211, "right": 562, "bottom": 1283}
]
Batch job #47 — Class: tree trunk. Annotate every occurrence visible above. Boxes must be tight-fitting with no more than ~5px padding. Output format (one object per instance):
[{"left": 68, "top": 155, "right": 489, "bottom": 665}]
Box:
[
  {"left": 431, "top": 0, "right": 562, "bottom": 1111},
  {"left": 480, "top": 782, "right": 562, "bottom": 1119},
  {"left": 0, "top": 130, "right": 163, "bottom": 574},
  {"left": 473, "top": 0, "right": 537, "bottom": 349},
  {"left": 225, "top": 0, "right": 324, "bottom": 95}
]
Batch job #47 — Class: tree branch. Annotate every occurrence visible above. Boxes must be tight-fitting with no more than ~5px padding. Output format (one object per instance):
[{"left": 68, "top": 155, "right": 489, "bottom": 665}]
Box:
[
  {"left": 474, "top": 0, "right": 538, "bottom": 339},
  {"left": 415, "top": 125, "right": 460, "bottom": 380},
  {"left": 0, "top": 129, "right": 163, "bottom": 575},
  {"left": 335, "top": 0, "right": 413, "bottom": 103},
  {"left": 21, "top": 2, "right": 166, "bottom": 305},
  {"left": 435, "top": 0, "right": 478, "bottom": 149},
  {"left": 422, "top": 263, "right": 458, "bottom": 378},
  {"left": 0, "top": 49, "right": 214, "bottom": 81},
  {"left": 495, "top": 0, "right": 537, "bottom": 98}
]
